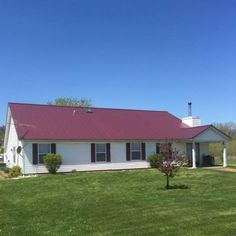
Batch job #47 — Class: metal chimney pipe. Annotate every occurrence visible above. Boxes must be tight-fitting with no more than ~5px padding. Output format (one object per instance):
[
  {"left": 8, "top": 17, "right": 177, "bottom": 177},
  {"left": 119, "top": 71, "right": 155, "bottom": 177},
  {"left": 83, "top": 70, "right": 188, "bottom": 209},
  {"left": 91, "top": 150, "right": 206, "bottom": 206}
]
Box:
[{"left": 188, "top": 102, "right": 192, "bottom": 116}]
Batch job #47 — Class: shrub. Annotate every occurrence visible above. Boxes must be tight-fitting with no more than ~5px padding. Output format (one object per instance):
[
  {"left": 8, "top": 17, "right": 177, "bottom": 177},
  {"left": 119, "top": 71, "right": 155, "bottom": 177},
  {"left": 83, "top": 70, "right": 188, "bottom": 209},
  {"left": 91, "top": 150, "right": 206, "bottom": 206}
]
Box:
[
  {"left": 3, "top": 167, "right": 10, "bottom": 174},
  {"left": 148, "top": 154, "right": 160, "bottom": 168},
  {"left": 0, "top": 163, "right": 7, "bottom": 171},
  {"left": 43, "top": 154, "right": 62, "bottom": 174},
  {"left": 0, "top": 163, "right": 6, "bottom": 168},
  {"left": 9, "top": 166, "right": 22, "bottom": 177}
]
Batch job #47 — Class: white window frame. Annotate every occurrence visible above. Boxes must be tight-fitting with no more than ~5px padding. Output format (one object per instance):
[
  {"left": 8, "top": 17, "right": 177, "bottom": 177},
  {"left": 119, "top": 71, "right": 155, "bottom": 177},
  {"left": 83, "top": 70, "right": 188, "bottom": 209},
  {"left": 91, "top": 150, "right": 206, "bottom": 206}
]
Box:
[
  {"left": 95, "top": 143, "right": 106, "bottom": 162},
  {"left": 130, "top": 142, "right": 142, "bottom": 161},
  {"left": 38, "top": 143, "right": 51, "bottom": 164}
]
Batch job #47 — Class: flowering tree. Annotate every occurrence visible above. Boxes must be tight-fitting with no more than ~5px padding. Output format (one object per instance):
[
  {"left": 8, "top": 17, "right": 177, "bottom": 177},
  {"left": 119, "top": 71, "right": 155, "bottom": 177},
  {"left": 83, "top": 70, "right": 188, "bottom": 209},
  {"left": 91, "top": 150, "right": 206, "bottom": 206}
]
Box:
[{"left": 157, "top": 143, "right": 186, "bottom": 189}]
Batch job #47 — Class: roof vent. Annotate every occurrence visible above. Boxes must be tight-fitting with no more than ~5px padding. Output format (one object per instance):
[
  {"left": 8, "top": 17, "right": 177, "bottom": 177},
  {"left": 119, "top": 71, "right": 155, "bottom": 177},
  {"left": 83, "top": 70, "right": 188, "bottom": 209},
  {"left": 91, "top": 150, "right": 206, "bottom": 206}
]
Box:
[{"left": 85, "top": 107, "right": 92, "bottom": 113}]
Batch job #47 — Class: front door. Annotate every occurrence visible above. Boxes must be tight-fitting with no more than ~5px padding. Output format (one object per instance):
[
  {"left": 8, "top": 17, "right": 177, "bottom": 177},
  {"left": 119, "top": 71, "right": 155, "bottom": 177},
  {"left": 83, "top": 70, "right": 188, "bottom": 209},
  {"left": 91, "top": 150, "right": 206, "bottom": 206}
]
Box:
[{"left": 186, "top": 143, "right": 200, "bottom": 166}]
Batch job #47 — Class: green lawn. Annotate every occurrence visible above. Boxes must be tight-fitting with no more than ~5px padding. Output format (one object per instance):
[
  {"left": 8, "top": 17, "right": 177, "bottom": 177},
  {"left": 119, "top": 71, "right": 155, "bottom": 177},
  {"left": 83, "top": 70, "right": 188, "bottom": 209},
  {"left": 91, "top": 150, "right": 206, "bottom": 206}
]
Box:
[
  {"left": 1, "top": 169, "right": 236, "bottom": 236},
  {"left": 228, "top": 159, "right": 236, "bottom": 167},
  {"left": 214, "top": 156, "right": 236, "bottom": 167}
]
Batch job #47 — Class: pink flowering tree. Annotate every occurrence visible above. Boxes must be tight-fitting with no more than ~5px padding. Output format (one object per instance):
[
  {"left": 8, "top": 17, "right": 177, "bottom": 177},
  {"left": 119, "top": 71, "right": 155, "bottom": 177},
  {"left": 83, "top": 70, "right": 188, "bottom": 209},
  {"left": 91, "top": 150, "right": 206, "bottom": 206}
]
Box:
[{"left": 157, "top": 143, "right": 187, "bottom": 189}]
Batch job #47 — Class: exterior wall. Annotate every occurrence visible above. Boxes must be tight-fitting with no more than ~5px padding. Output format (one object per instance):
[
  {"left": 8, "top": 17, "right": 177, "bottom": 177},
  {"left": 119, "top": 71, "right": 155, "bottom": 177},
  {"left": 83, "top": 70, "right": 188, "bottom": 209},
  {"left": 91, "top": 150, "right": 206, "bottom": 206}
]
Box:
[
  {"left": 172, "top": 142, "right": 186, "bottom": 155},
  {"left": 21, "top": 140, "right": 190, "bottom": 174},
  {"left": 200, "top": 143, "right": 209, "bottom": 158},
  {"left": 22, "top": 141, "right": 150, "bottom": 174},
  {"left": 182, "top": 117, "right": 201, "bottom": 127},
  {"left": 5, "top": 117, "right": 23, "bottom": 169},
  {"left": 4, "top": 135, "right": 212, "bottom": 174},
  {"left": 194, "top": 128, "right": 227, "bottom": 142}
]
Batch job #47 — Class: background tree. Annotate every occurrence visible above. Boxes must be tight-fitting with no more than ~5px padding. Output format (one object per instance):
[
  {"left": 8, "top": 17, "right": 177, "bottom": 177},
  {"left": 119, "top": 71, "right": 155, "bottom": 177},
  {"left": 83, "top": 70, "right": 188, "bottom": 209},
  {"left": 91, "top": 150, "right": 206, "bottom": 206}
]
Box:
[
  {"left": 47, "top": 97, "right": 92, "bottom": 107},
  {"left": 213, "top": 122, "right": 236, "bottom": 139},
  {"left": 0, "top": 125, "right": 5, "bottom": 153},
  {"left": 210, "top": 122, "right": 236, "bottom": 159}
]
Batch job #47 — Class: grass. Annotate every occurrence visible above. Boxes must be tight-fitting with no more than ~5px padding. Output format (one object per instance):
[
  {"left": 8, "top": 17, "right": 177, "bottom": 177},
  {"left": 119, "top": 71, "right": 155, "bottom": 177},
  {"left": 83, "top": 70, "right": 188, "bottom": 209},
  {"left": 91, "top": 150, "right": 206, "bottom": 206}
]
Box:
[
  {"left": 1, "top": 169, "right": 236, "bottom": 235},
  {"left": 228, "top": 159, "right": 236, "bottom": 167},
  {"left": 214, "top": 156, "right": 236, "bottom": 167}
]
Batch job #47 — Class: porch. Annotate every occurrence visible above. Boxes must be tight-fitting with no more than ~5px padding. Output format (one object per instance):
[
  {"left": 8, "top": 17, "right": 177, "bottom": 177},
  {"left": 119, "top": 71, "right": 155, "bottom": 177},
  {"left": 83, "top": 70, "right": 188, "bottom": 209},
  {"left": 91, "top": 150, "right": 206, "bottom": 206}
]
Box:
[
  {"left": 185, "top": 125, "right": 231, "bottom": 168},
  {"left": 186, "top": 141, "right": 227, "bottom": 168}
]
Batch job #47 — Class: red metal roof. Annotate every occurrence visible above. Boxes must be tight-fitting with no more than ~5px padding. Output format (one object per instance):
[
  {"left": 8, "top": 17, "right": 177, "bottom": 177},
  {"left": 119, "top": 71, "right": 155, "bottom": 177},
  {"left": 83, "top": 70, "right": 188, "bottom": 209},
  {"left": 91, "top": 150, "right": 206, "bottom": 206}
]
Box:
[{"left": 9, "top": 103, "right": 211, "bottom": 141}]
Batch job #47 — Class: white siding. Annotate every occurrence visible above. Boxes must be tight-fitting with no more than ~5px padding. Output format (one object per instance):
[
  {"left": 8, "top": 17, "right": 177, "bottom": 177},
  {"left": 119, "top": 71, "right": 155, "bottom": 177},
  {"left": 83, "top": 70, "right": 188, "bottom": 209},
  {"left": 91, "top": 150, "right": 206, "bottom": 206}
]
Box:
[
  {"left": 194, "top": 128, "right": 228, "bottom": 142},
  {"left": 146, "top": 142, "right": 156, "bottom": 157},
  {"left": 21, "top": 141, "right": 196, "bottom": 174},
  {"left": 22, "top": 141, "right": 151, "bottom": 174},
  {"left": 5, "top": 116, "right": 23, "bottom": 169},
  {"left": 57, "top": 143, "right": 91, "bottom": 164},
  {"left": 172, "top": 142, "right": 186, "bottom": 155}
]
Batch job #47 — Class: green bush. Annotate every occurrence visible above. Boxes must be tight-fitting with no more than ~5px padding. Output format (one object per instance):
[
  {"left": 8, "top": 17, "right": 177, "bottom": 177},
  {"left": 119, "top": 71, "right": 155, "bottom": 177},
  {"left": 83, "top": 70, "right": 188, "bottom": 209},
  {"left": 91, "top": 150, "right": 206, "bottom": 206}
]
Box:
[
  {"left": 0, "top": 163, "right": 6, "bottom": 168},
  {"left": 0, "top": 164, "right": 6, "bottom": 171},
  {"left": 43, "top": 154, "right": 62, "bottom": 174},
  {"left": 9, "top": 166, "right": 22, "bottom": 177},
  {"left": 148, "top": 154, "right": 160, "bottom": 168},
  {"left": 0, "top": 164, "right": 10, "bottom": 173},
  {"left": 3, "top": 167, "right": 10, "bottom": 173}
]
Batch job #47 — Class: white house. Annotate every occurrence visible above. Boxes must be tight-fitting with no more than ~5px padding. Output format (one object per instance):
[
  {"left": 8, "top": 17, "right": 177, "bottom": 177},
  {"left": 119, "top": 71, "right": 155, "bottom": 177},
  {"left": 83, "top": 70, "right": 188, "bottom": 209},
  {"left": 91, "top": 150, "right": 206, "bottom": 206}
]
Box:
[{"left": 4, "top": 103, "right": 230, "bottom": 174}]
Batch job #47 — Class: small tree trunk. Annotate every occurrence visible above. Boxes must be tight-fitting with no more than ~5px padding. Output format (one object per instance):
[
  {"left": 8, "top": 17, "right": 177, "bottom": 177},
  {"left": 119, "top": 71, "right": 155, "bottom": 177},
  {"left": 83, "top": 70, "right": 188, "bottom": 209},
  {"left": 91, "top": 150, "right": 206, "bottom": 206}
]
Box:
[{"left": 166, "top": 174, "right": 170, "bottom": 189}]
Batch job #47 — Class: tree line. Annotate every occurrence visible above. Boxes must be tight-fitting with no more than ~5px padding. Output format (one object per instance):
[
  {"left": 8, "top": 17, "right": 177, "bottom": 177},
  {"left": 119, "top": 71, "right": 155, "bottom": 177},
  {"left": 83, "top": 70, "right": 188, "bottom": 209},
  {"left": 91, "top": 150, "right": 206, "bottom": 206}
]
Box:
[{"left": 209, "top": 122, "right": 236, "bottom": 157}]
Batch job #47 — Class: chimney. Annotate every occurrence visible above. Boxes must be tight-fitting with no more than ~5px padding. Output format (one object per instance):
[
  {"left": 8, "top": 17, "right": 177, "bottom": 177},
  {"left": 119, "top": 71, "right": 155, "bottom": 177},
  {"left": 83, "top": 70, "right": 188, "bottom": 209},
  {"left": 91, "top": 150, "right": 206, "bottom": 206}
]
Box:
[
  {"left": 182, "top": 102, "right": 201, "bottom": 127},
  {"left": 188, "top": 102, "right": 192, "bottom": 116}
]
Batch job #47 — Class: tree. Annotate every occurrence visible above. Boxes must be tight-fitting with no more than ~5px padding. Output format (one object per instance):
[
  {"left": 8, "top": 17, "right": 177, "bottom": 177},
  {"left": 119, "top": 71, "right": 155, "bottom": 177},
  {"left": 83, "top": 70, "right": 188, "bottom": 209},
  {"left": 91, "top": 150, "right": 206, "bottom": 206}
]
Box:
[
  {"left": 210, "top": 122, "right": 236, "bottom": 158},
  {"left": 47, "top": 97, "right": 92, "bottom": 107},
  {"left": 213, "top": 122, "right": 236, "bottom": 139},
  {"left": 0, "top": 125, "right": 5, "bottom": 153},
  {"left": 156, "top": 143, "right": 186, "bottom": 189}
]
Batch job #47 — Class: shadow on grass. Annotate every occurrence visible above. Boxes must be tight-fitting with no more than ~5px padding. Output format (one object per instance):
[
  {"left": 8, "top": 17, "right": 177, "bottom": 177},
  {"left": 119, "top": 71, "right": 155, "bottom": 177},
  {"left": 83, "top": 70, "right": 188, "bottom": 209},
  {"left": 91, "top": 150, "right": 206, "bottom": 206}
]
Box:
[{"left": 166, "top": 184, "right": 189, "bottom": 190}]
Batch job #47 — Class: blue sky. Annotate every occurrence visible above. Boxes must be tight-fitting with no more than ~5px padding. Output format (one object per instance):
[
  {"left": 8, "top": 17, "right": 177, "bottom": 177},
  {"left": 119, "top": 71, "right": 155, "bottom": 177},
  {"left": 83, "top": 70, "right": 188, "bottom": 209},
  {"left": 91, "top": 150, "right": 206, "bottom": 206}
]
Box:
[{"left": 1, "top": 0, "right": 236, "bottom": 125}]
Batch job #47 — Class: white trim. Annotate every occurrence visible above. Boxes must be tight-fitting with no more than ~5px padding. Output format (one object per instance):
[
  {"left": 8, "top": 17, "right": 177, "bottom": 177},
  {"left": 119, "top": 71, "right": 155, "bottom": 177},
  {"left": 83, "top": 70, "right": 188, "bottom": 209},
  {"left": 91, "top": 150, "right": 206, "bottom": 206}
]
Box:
[
  {"left": 3, "top": 108, "right": 11, "bottom": 150},
  {"left": 223, "top": 142, "right": 227, "bottom": 167},
  {"left": 192, "top": 142, "right": 196, "bottom": 168}
]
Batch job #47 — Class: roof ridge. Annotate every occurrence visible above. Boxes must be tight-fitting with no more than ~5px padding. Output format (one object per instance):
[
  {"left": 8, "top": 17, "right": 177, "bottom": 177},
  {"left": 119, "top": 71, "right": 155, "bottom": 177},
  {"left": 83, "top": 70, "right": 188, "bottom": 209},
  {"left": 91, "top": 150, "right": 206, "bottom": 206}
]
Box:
[
  {"left": 8, "top": 102, "right": 168, "bottom": 113},
  {"left": 181, "top": 124, "right": 211, "bottom": 129}
]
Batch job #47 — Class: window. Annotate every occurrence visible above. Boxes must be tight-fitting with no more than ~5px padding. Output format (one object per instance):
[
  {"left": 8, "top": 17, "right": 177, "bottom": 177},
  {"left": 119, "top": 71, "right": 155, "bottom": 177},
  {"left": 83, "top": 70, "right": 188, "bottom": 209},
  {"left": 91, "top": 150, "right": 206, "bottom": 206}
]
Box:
[
  {"left": 38, "top": 144, "right": 51, "bottom": 164},
  {"left": 13, "top": 147, "right": 16, "bottom": 163},
  {"left": 96, "top": 144, "right": 106, "bottom": 162},
  {"left": 131, "top": 142, "right": 141, "bottom": 160}
]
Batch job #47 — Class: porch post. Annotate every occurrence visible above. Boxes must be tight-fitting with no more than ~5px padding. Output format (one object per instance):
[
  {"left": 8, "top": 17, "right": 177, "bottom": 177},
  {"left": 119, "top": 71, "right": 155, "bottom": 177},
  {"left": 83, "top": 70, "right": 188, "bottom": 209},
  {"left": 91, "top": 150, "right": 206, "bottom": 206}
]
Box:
[
  {"left": 223, "top": 142, "right": 227, "bottom": 167},
  {"left": 192, "top": 142, "right": 196, "bottom": 168}
]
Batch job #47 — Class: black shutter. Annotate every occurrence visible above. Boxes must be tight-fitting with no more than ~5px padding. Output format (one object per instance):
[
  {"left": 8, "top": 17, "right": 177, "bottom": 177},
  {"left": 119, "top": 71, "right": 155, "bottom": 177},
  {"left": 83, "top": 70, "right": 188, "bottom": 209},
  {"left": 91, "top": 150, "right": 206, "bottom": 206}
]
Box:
[
  {"left": 32, "top": 143, "right": 38, "bottom": 165},
  {"left": 51, "top": 143, "right": 56, "bottom": 154},
  {"left": 168, "top": 143, "right": 172, "bottom": 155},
  {"left": 91, "top": 143, "right": 95, "bottom": 163},
  {"left": 106, "top": 143, "right": 111, "bottom": 162},
  {"left": 156, "top": 143, "right": 160, "bottom": 154},
  {"left": 126, "top": 143, "right": 131, "bottom": 161},
  {"left": 141, "top": 143, "right": 146, "bottom": 160}
]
